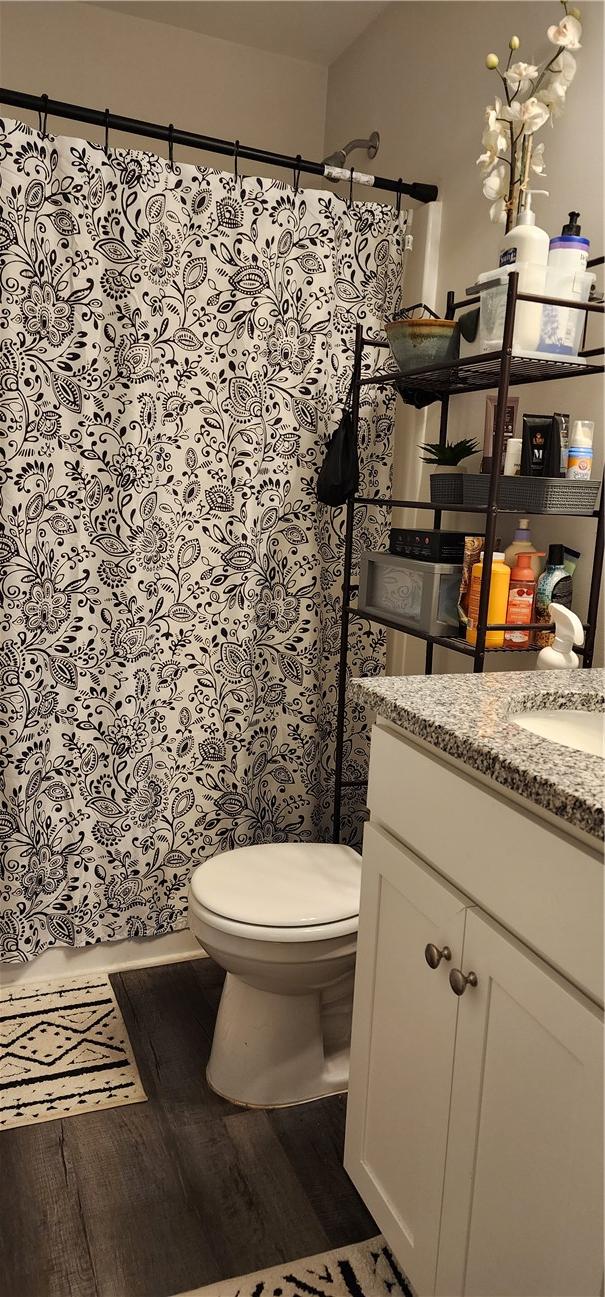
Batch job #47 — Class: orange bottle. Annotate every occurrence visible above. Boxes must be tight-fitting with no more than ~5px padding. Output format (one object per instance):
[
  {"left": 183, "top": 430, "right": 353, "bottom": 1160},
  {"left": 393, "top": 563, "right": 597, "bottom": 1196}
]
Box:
[
  {"left": 466, "top": 551, "right": 511, "bottom": 649},
  {"left": 503, "top": 551, "right": 544, "bottom": 649}
]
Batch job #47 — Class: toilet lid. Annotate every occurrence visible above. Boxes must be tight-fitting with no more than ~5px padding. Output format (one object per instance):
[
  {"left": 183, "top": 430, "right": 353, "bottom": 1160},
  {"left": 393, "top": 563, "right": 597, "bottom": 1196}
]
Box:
[{"left": 190, "top": 843, "right": 361, "bottom": 928}]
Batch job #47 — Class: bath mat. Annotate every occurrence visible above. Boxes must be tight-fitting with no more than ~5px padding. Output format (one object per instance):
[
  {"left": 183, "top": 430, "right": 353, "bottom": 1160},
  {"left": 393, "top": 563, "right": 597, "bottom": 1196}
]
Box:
[
  {"left": 178, "top": 1234, "right": 414, "bottom": 1296},
  {"left": 0, "top": 974, "right": 146, "bottom": 1130}
]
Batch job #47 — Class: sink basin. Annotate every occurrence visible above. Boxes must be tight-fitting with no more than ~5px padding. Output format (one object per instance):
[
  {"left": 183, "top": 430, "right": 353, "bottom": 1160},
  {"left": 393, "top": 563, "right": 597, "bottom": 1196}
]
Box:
[{"left": 513, "top": 708, "right": 604, "bottom": 758}]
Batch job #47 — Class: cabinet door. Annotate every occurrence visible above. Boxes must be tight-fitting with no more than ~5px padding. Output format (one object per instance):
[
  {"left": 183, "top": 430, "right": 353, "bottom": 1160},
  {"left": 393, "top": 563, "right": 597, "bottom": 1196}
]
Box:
[
  {"left": 436, "top": 908, "right": 604, "bottom": 1297},
  {"left": 344, "top": 822, "right": 468, "bottom": 1296}
]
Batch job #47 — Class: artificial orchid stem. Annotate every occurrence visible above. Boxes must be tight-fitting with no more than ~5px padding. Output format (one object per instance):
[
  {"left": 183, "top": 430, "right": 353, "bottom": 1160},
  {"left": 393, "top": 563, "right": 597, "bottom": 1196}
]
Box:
[{"left": 520, "top": 134, "right": 533, "bottom": 197}]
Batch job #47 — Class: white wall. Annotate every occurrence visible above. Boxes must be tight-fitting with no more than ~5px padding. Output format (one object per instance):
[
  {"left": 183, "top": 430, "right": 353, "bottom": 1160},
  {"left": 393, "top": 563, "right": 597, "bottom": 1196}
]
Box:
[
  {"left": 0, "top": 1, "right": 327, "bottom": 170},
  {"left": 326, "top": 0, "right": 604, "bottom": 670}
]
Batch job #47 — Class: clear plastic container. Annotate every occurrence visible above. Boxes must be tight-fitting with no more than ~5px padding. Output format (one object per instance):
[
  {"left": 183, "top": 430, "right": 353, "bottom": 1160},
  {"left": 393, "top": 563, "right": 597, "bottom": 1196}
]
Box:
[
  {"left": 476, "top": 264, "right": 595, "bottom": 361},
  {"left": 538, "top": 266, "right": 596, "bottom": 357},
  {"left": 358, "top": 552, "right": 463, "bottom": 637},
  {"left": 477, "top": 263, "right": 545, "bottom": 355}
]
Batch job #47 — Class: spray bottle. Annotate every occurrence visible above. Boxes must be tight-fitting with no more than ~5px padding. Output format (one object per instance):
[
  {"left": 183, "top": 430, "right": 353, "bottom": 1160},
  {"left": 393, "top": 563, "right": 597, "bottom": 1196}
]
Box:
[{"left": 536, "top": 604, "right": 584, "bottom": 669}]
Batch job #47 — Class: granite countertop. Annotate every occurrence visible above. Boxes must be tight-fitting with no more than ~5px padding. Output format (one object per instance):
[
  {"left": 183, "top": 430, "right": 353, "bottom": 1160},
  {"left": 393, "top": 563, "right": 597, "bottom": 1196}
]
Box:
[{"left": 351, "top": 669, "right": 604, "bottom": 842}]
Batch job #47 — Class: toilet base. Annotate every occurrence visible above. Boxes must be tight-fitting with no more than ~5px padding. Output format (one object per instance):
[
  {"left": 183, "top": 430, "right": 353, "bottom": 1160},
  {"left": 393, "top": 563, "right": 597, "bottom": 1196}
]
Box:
[
  {"left": 206, "top": 971, "right": 353, "bottom": 1108},
  {"left": 206, "top": 1074, "right": 348, "bottom": 1110}
]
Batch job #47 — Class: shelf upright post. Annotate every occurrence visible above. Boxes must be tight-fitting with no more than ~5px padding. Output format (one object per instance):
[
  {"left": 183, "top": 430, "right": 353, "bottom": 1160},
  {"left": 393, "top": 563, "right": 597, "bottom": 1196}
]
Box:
[
  {"left": 472, "top": 271, "right": 519, "bottom": 672},
  {"left": 426, "top": 291, "right": 456, "bottom": 676},
  {"left": 583, "top": 470, "right": 604, "bottom": 668},
  {"left": 333, "top": 324, "right": 364, "bottom": 844}
]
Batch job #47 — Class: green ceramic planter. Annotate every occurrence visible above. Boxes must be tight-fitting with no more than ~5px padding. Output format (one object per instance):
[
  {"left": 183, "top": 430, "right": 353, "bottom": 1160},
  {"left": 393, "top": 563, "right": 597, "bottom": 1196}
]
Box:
[{"left": 386, "top": 317, "right": 460, "bottom": 375}]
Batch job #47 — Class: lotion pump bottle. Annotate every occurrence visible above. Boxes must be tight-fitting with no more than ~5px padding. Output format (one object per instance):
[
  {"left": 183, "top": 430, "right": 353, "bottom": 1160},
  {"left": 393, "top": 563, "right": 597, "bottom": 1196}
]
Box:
[
  {"left": 548, "top": 212, "right": 590, "bottom": 272},
  {"left": 504, "top": 518, "right": 542, "bottom": 580},
  {"left": 503, "top": 551, "right": 543, "bottom": 649},
  {"left": 499, "top": 191, "right": 549, "bottom": 351},
  {"left": 499, "top": 190, "right": 549, "bottom": 269},
  {"left": 536, "top": 604, "right": 584, "bottom": 669}
]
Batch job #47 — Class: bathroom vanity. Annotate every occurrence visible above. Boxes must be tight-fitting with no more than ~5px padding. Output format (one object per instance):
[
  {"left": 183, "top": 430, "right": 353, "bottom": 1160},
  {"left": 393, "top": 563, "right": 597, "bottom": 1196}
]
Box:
[{"left": 345, "top": 670, "right": 604, "bottom": 1297}]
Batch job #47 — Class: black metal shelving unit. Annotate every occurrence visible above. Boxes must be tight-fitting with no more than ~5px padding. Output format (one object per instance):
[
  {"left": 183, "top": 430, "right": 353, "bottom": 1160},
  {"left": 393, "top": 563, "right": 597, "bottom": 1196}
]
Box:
[{"left": 333, "top": 265, "right": 604, "bottom": 841}]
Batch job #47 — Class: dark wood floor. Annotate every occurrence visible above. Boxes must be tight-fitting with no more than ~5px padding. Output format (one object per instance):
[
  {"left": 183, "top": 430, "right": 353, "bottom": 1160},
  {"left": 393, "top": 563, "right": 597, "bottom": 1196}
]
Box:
[{"left": 0, "top": 958, "right": 377, "bottom": 1297}]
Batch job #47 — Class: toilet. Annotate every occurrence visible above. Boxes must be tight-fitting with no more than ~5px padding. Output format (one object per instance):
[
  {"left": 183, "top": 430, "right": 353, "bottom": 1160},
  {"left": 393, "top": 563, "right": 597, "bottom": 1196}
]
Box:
[{"left": 188, "top": 842, "right": 361, "bottom": 1108}]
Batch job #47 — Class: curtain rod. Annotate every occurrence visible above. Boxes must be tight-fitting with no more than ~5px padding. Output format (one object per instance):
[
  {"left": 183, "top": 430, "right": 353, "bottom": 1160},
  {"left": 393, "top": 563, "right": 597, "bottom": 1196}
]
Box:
[{"left": 0, "top": 88, "right": 439, "bottom": 205}]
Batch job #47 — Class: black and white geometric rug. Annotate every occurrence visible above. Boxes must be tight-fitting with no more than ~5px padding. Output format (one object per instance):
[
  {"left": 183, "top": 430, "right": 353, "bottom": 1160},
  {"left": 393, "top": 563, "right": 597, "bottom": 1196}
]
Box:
[
  {"left": 0, "top": 974, "right": 147, "bottom": 1130},
  {"left": 181, "top": 1235, "right": 414, "bottom": 1297}
]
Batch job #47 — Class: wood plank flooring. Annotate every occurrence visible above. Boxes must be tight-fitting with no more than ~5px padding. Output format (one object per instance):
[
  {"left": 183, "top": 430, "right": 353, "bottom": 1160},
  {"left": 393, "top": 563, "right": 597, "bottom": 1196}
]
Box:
[{"left": 0, "top": 958, "right": 376, "bottom": 1297}]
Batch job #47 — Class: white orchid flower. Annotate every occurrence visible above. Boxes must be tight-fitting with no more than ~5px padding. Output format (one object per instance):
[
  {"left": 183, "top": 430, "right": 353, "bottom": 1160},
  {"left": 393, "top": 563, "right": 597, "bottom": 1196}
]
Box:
[
  {"left": 537, "top": 77, "right": 568, "bottom": 118},
  {"left": 490, "top": 197, "right": 508, "bottom": 225},
  {"left": 478, "top": 128, "right": 508, "bottom": 170},
  {"left": 477, "top": 99, "right": 509, "bottom": 172},
  {"left": 482, "top": 162, "right": 508, "bottom": 202},
  {"left": 504, "top": 61, "right": 539, "bottom": 92},
  {"left": 551, "top": 49, "right": 577, "bottom": 84},
  {"left": 503, "top": 96, "right": 550, "bottom": 135},
  {"left": 530, "top": 142, "right": 547, "bottom": 175},
  {"left": 477, "top": 144, "right": 501, "bottom": 174},
  {"left": 547, "top": 14, "right": 582, "bottom": 49},
  {"left": 483, "top": 98, "right": 506, "bottom": 137}
]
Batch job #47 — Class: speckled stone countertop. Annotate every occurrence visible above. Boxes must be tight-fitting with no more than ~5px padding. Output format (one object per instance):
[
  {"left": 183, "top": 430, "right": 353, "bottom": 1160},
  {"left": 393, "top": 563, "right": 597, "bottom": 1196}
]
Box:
[{"left": 351, "top": 669, "right": 604, "bottom": 842}]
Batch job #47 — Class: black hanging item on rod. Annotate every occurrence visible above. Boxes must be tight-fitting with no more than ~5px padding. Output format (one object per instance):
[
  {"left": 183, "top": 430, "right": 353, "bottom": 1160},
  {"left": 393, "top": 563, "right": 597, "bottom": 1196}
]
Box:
[
  {"left": 316, "top": 373, "right": 359, "bottom": 506},
  {"left": 0, "top": 88, "right": 439, "bottom": 204},
  {"left": 38, "top": 91, "right": 48, "bottom": 138}
]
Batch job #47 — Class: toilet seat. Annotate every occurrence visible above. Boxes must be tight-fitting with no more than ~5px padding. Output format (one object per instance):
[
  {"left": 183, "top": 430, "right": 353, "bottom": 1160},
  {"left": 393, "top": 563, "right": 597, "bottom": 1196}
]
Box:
[
  {"left": 189, "top": 842, "right": 361, "bottom": 942},
  {"left": 189, "top": 893, "right": 359, "bottom": 944}
]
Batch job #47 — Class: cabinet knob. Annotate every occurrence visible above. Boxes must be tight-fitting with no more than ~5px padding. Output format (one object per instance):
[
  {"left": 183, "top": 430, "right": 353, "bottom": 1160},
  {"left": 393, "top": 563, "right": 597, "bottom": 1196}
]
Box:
[
  {"left": 449, "top": 967, "right": 478, "bottom": 996},
  {"left": 424, "top": 943, "right": 452, "bottom": 970}
]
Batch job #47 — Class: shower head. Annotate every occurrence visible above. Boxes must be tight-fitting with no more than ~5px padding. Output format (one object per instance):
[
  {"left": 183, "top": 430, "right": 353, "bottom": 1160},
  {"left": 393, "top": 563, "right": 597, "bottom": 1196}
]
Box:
[{"left": 322, "top": 131, "right": 380, "bottom": 170}]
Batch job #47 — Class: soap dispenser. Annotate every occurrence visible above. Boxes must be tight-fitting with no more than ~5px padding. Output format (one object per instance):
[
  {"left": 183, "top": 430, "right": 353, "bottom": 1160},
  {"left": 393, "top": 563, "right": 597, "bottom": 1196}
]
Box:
[
  {"left": 536, "top": 604, "right": 584, "bottom": 669},
  {"left": 548, "top": 212, "right": 590, "bottom": 272},
  {"left": 499, "top": 190, "right": 549, "bottom": 352},
  {"left": 499, "top": 190, "right": 549, "bottom": 269},
  {"left": 504, "top": 518, "right": 543, "bottom": 580}
]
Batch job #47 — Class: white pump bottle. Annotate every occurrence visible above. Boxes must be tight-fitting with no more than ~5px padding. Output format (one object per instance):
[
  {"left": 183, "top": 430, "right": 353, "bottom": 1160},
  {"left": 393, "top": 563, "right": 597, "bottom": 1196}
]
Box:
[
  {"left": 499, "top": 190, "right": 550, "bottom": 269},
  {"left": 498, "top": 191, "right": 549, "bottom": 353},
  {"left": 536, "top": 604, "right": 584, "bottom": 670}
]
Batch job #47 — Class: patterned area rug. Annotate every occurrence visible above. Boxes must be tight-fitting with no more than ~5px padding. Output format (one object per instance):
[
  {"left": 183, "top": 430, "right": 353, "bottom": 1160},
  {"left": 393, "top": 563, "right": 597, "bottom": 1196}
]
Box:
[
  {"left": 180, "top": 1235, "right": 414, "bottom": 1296},
  {"left": 0, "top": 975, "right": 147, "bottom": 1130}
]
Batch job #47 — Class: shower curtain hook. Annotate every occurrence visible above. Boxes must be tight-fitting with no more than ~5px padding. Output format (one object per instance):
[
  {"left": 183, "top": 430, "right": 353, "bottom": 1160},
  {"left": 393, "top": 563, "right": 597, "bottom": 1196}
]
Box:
[
  {"left": 233, "top": 139, "right": 239, "bottom": 186},
  {"left": 38, "top": 93, "right": 49, "bottom": 139},
  {"left": 396, "top": 179, "right": 403, "bottom": 218},
  {"left": 104, "top": 109, "right": 110, "bottom": 157},
  {"left": 293, "top": 154, "right": 302, "bottom": 195},
  {"left": 168, "top": 123, "right": 174, "bottom": 171},
  {"left": 347, "top": 166, "right": 354, "bottom": 210}
]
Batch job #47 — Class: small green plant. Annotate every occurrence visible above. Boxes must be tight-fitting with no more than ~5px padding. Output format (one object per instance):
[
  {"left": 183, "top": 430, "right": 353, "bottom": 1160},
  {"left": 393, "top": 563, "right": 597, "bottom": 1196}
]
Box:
[{"left": 419, "top": 438, "right": 480, "bottom": 466}]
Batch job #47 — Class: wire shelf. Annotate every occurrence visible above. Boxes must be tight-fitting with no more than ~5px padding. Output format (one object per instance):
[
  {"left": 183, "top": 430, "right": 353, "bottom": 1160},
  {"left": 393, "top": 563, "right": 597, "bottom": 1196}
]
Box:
[
  {"left": 345, "top": 606, "right": 575, "bottom": 654},
  {"left": 359, "top": 350, "right": 604, "bottom": 396}
]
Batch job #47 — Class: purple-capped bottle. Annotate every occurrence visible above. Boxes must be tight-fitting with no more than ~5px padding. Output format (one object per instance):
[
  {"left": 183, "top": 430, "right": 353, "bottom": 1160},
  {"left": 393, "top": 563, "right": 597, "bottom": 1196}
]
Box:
[{"left": 548, "top": 212, "right": 590, "bottom": 271}]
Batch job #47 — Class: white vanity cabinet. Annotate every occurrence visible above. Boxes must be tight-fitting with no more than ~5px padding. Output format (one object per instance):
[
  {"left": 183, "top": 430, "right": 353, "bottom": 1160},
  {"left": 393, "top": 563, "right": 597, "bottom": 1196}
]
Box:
[{"left": 345, "top": 723, "right": 604, "bottom": 1297}]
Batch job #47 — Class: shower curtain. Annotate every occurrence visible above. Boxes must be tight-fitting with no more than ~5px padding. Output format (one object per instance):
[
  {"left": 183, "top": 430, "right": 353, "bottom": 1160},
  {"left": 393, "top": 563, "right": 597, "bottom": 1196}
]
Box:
[{"left": 0, "top": 117, "right": 406, "bottom": 962}]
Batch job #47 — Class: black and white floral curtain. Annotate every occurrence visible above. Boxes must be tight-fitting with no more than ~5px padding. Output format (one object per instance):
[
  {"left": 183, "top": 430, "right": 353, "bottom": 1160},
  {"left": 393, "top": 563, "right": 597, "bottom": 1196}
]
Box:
[{"left": 0, "top": 118, "right": 406, "bottom": 962}]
